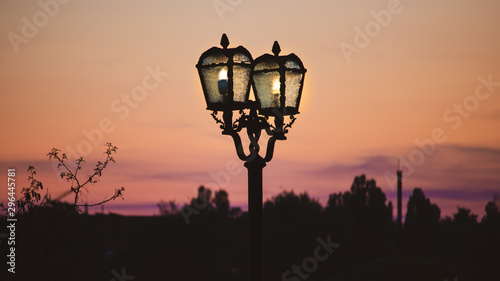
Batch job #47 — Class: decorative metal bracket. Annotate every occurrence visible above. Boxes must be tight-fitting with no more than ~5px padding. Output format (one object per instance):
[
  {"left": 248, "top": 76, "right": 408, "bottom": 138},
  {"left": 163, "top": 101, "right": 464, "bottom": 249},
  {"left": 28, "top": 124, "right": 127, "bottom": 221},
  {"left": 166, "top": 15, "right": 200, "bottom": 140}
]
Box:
[
  {"left": 210, "top": 111, "right": 225, "bottom": 130},
  {"left": 210, "top": 101, "right": 295, "bottom": 163}
]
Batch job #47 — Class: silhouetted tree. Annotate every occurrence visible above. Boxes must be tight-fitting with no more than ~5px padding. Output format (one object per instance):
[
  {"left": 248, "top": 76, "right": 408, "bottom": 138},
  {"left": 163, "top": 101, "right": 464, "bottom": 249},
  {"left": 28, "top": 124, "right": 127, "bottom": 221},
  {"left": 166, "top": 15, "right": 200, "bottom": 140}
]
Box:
[
  {"left": 441, "top": 215, "right": 452, "bottom": 223},
  {"left": 264, "top": 190, "right": 322, "bottom": 223},
  {"left": 180, "top": 185, "right": 213, "bottom": 223},
  {"left": 214, "top": 189, "right": 230, "bottom": 217},
  {"left": 0, "top": 143, "right": 125, "bottom": 217},
  {"left": 482, "top": 200, "right": 500, "bottom": 223},
  {"left": 0, "top": 143, "right": 126, "bottom": 281},
  {"left": 325, "top": 175, "right": 393, "bottom": 227},
  {"left": 192, "top": 185, "right": 213, "bottom": 210},
  {"left": 229, "top": 206, "right": 242, "bottom": 218},
  {"left": 263, "top": 190, "right": 323, "bottom": 278},
  {"left": 452, "top": 207, "right": 478, "bottom": 223},
  {"left": 157, "top": 199, "right": 178, "bottom": 215},
  {"left": 402, "top": 188, "right": 441, "bottom": 254},
  {"left": 322, "top": 175, "right": 394, "bottom": 269},
  {"left": 387, "top": 201, "right": 393, "bottom": 219},
  {"left": 48, "top": 142, "right": 125, "bottom": 208},
  {"left": 405, "top": 188, "right": 440, "bottom": 229}
]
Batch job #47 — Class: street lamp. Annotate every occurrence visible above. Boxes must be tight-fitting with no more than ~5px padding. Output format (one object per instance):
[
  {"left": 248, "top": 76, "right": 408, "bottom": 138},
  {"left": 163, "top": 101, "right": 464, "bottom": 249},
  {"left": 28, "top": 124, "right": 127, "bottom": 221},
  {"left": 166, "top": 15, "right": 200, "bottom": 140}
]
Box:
[{"left": 196, "top": 34, "right": 306, "bottom": 281}]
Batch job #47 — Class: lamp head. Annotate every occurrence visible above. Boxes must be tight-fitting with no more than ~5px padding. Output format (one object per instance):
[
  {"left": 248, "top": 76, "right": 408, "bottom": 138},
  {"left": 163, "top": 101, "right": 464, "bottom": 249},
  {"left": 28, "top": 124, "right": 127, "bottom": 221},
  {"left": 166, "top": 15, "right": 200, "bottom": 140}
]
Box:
[
  {"left": 251, "top": 41, "right": 306, "bottom": 116},
  {"left": 196, "top": 34, "right": 253, "bottom": 111}
]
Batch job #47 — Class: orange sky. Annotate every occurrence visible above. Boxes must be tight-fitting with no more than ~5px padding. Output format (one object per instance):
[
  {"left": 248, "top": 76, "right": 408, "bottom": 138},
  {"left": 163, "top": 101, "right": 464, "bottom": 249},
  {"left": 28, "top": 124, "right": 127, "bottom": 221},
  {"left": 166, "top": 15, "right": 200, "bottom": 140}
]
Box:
[{"left": 1, "top": 0, "right": 500, "bottom": 218}]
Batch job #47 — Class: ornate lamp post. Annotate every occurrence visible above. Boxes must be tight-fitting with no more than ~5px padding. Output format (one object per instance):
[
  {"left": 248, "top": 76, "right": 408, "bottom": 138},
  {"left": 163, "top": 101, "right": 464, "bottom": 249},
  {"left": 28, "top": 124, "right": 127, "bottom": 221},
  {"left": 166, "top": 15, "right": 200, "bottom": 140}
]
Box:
[{"left": 196, "top": 34, "right": 306, "bottom": 281}]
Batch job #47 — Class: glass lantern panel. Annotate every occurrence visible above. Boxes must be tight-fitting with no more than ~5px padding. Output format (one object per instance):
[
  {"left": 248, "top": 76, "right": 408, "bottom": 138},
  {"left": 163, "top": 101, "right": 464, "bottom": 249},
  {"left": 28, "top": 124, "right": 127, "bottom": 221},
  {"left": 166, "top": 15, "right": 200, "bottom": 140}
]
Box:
[
  {"left": 285, "top": 71, "right": 303, "bottom": 108},
  {"left": 202, "top": 66, "right": 228, "bottom": 103},
  {"left": 202, "top": 53, "right": 228, "bottom": 65},
  {"left": 253, "top": 71, "right": 281, "bottom": 109},
  {"left": 233, "top": 65, "right": 251, "bottom": 103},
  {"left": 254, "top": 60, "right": 279, "bottom": 71},
  {"left": 233, "top": 53, "right": 251, "bottom": 63},
  {"left": 285, "top": 59, "right": 301, "bottom": 69}
]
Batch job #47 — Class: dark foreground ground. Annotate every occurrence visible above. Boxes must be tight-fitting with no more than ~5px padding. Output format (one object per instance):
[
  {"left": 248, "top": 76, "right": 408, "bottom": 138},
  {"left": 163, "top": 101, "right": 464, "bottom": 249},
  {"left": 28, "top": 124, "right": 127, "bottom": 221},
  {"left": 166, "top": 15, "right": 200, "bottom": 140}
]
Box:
[{"left": 1, "top": 209, "right": 499, "bottom": 281}]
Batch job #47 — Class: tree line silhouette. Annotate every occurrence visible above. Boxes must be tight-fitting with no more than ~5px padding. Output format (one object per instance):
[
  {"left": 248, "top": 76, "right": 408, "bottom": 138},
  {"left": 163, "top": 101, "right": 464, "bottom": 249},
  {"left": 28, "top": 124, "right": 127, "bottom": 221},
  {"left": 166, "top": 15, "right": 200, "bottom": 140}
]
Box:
[
  {"left": 170, "top": 174, "right": 498, "bottom": 227},
  {"left": 156, "top": 174, "right": 499, "bottom": 281}
]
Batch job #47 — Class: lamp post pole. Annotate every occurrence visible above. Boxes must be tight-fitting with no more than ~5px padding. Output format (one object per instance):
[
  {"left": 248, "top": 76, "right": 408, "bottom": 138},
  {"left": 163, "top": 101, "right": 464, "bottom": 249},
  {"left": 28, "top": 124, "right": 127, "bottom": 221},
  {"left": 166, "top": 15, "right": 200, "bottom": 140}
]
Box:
[
  {"left": 224, "top": 102, "right": 277, "bottom": 281},
  {"left": 246, "top": 155, "right": 265, "bottom": 281},
  {"left": 196, "top": 34, "right": 306, "bottom": 281},
  {"left": 234, "top": 103, "right": 275, "bottom": 281}
]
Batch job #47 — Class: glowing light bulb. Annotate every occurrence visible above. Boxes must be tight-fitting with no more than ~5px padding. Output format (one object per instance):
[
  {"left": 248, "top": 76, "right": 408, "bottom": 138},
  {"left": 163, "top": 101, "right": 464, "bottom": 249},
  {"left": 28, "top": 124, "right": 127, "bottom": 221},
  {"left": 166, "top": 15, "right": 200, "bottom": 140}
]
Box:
[
  {"left": 272, "top": 80, "right": 280, "bottom": 107},
  {"left": 218, "top": 68, "right": 229, "bottom": 96},
  {"left": 219, "top": 69, "right": 228, "bottom": 80},
  {"left": 272, "top": 80, "right": 280, "bottom": 94}
]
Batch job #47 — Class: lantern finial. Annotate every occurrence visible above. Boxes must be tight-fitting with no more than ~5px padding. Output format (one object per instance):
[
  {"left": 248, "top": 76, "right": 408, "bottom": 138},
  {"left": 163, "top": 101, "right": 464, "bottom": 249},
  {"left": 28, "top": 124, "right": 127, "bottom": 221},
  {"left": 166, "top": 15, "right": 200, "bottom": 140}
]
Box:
[
  {"left": 272, "top": 41, "right": 281, "bottom": 56},
  {"left": 220, "top": 34, "right": 229, "bottom": 49}
]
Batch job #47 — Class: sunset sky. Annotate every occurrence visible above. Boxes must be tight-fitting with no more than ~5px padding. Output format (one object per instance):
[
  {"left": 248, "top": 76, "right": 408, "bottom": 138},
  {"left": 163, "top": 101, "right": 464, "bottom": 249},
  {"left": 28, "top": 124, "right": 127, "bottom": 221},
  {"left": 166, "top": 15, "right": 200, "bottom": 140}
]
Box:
[{"left": 1, "top": 0, "right": 499, "bottom": 218}]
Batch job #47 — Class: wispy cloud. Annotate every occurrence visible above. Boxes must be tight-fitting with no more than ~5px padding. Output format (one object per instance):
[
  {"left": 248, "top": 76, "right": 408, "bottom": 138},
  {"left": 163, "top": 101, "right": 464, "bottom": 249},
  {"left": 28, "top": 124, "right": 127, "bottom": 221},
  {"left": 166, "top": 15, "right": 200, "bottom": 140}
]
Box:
[
  {"left": 483, "top": 109, "right": 500, "bottom": 120},
  {"left": 307, "top": 155, "right": 395, "bottom": 179},
  {"left": 445, "top": 144, "right": 500, "bottom": 158},
  {"left": 423, "top": 188, "right": 498, "bottom": 201},
  {"left": 306, "top": 144, "right": 500, "bottom": 187},
  {"left": 140, "top": 171, "right": 209, "bottom": 182}
]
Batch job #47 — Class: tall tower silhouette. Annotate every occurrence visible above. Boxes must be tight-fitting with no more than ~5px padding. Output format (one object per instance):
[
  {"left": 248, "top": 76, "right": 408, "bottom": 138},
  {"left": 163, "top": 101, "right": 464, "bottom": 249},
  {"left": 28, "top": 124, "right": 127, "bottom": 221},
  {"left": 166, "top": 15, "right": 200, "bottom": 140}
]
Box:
[{"left": 397, "top": 161, "right": 403, "bottom": 231}]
